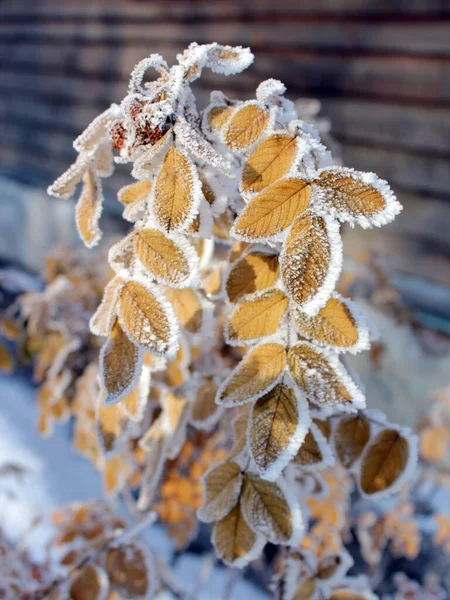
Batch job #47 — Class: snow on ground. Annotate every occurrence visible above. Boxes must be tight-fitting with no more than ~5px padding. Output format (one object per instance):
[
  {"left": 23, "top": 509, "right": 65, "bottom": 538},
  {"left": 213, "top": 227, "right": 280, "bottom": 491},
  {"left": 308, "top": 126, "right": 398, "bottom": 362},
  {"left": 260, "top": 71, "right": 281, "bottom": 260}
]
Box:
[{"left": 0, "top": 373, "right": 267, "bottom": 598}]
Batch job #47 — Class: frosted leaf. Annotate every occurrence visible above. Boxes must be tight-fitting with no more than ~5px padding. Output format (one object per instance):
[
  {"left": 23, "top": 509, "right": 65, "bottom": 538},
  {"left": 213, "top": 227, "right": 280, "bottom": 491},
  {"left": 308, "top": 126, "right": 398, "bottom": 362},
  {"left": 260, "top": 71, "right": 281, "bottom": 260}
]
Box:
[
  {"left": 69, "top": 564, "right": 110, "bottom": 600},
  {"left": 287, "top": 342, "right": 365, "bottom": 413},
  {"left": 128, "top": 54, "right": 169, "bottom": 93},
  {"left": 312, "top": 167, "right": 402, "bottom": 228},
  {"left": 96, "top": 390, "right": 132, "bottom": 456},
  {"left": 189, "top": 376, "right": 223, "bottom": 430},
  {"left": 292, "top": 292, "right": 371, "bottom": 354},
  {"left": 225, "top": 250, "right": 279, "bottom": 303},
  {"left": 94, "top": 141, "right": 115, "bottom": 178},
  {"left": 256, "top": 79, "right": 287, "bottom": 104},
  {"left": 293, "top": 421, "right": 335, "bottom": 471},
  {"left": 73, "top": 105, "right": 117, "bottom": 152},
  {"left": 108, "top": 232, "right": 136, "bottom": 275},
  {"left": 204, "top": 44, "right": 254, "bottom": 75},
  {"left": 280, "top": 212, "right": 343, "bottom": 316},
  {"left": 164, "top": 287, "right": 204, "bottom": 334},
  {"left": 100, "top": 318, "right": 144, "bottom": 406},
  {"left": 120, "top": 358, "right": 152, "bottom": 422},
  {"left": 334, "top": 413, "right": 371, "bottom": 469},
  {"left": 198, "top": 461, "right": 243, "bottom": 523},
  {"left": 47, "top": 151, "right": 92, "bottom": 199},
  {"left": 174, "top": 118, "right": 234, "bottom": 176},
  {"left": 75, "top": 169, "right": 104, "bottom": 248},
  {"left": 248, "top": 379, "right": 311, "bottom": 481},
  {"left": 217, "top": 342, "right": 287, "bottom": 407},
  {"left": 104, "top": 542, "right": 157, "bottom": 599},
  {"left": 222, "top": 101, "right": 271, "bottom": 152},
  {"left": 117, "top": 276, "right": 179, "bottom": 358},
  {"left": 131, "top": 130, "right": 173, "bottom": 180}
]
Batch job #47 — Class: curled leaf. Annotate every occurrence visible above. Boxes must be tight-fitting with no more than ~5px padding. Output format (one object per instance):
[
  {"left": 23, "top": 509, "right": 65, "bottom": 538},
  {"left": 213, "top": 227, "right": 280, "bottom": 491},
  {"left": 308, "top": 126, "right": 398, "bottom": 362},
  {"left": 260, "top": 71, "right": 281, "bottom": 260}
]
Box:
[{"left": 75, "top": 169, "right": 103, "bottom": 248}]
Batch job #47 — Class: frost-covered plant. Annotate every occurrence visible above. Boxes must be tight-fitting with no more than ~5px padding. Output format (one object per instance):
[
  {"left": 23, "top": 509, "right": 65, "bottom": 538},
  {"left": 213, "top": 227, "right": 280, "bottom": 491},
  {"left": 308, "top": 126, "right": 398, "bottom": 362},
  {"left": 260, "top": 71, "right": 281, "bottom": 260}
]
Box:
[{"left": 46, "top": 43, "right": 418, "bottom": 593}]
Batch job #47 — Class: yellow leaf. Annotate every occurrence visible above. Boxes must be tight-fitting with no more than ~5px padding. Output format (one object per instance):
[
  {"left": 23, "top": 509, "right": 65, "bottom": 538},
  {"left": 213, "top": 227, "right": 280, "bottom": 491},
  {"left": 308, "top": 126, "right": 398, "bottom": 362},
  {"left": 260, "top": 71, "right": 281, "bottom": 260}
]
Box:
[
  {"left": 133, "top": 228, "right": 194, "bottom": 286},
  {"left": 226, "top": 251, "right": 279, "bottom": 303},
  {"left": 241, "top": 133, "right": 297, "bottom": 194},
  {"left": 75, "top": 169, "right": 103, "bottom": 248},
  {"left": 334, "top": 414, "right": 371, "bottom": 468},
  {"left": 198, "top": 461, "right": 243, "bottom": 523},
  {"left": 224, "top": 104, "right": 270, "bottom": 151},
  {"left": 293, "top": 429, "right": 323, "bottom": 467},
  {"left": 217, "top": 343, "right": 286, "bottom": 406},
  {"left": 207, "top": 105, "right": 234, "bottom": 133},
  {"left": 241, "top": 472, "right": 293, "bottom": 543},
  {"left": 202, "top": 263, "right": 223, "bottom": 298},
  {"left": 229, "top": 241, "right": 250, "bottom": 264},
  {"left": 104, "top": 454, "right": 129, "bottom": 496},
  {"left": 314, "top": 166, "right": 400, "bottom": 227},
  {"left": 292, "top": 293, "right": 368, "bottom": 352},
  {"left": 226, "top": 289, "right": 288, "bottom": 344},
  {"left": 330, "top": 590, "right": 373, "bottom": 600},
  {"left": 69, "top": 564, "right": 109, "bottom": 600},
  {"left": 233, "top": 178, "right": 310, "bottom": 241},
  {"left": 212, "top": 500, "right": 263, "bottom": 567},
  {"left": 190, "top": 378, "right": 221, "bottom": 428},
  {"left": 287, "top": 342, "right": 363, "bottom": 409},
  {"left": 96, "top": 393, "right": 131, "bottom": 455},
  {"left": 281, "top": 212, "right": 341, "bottom": 313},
  {"left": 360, "top": 429, "right": 410, "bottom": 495},
  {"left": 118, "top": 179, "right": 152, "bottom": 206},
  {"left": 118, "top": 280, "right": 177, "bottom": 356},
  {"left": 0, "top": 340, "right": 13, "bottom": 373},
  {"left": 153, "top": 146, "right": 198, "bottom": 233},
  {"left": 165, "top": 288, "right": 203, "bottom": 334},
  {"left": 292, "top": 577, "right": 317, "bottom": 600},
  {"left": 249, "top": 383, "right": 305, "bottom": 479},
  {"left": 105, "top": 543, "right": 153, "bottom": 598},
  {"left": 90, "top": 276, "right": 124, "bottom": 336},
  {"left": 0, "top": 317, "right": 21, "bottom": 340},
  {"left": 100, "top": 319, "right": 142, "bottom": 405},
  {"left": 316, "top": 554, "right": 342, "bottom": 579}
]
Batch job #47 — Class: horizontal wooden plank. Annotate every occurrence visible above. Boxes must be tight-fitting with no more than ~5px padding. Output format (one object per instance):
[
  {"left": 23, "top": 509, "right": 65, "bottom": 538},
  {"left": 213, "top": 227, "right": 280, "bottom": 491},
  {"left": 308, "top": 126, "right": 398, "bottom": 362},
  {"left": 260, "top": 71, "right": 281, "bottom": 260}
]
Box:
[
  {"left": 2, "top": 21, "right": 450, "bottom": 56},
  {"left": 2, "top": 0, "right": 450, "bottom": 20},
  {"left": 2, "top": 48, "right": 450, "bottom": 104},
  {"left": 321, "top": 99, "right": 450, "bottom": 153}
]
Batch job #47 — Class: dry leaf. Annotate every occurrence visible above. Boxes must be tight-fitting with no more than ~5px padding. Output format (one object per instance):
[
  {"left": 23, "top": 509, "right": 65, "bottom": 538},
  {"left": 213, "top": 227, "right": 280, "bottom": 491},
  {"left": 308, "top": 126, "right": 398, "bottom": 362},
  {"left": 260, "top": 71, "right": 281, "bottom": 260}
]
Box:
[
  {"left": 293, "top": 429, "right": 323, "bottom": 468},
  {"left": 100, "top": 319, "right": 143, "bottom": 405},
  {"left": 224, "top": 103, "right": 270, "bottom": 151},
  {"left": 316, "top": 554, "right": 342, "bottom": 579},
  {"left": 360, "top": 429, "right": 410, "bottom": 495},
  {"left": 217, "top": 343, "right": 286, "bottom": 406},
  {"left": 241, "top": 133, "right": 297, "bottom": 194},
  {"left": 198, "top": 461, "right": 243, "bottom": 523},
  {"left": 330, "top": 590, "right": 373, "bottom": 600},
  {"left": 212, "top": 499, "right": 263, "bottom": 567},
  {"left": 133, "top": 228, "right": 196, "bottom": 286},
  {"left": 0, "top": 340, "right": 13, "bottom": 373},
  {"left": 226, "top": 251, "right": 279, "bottom": 303},
  {"left": 232, "top": 178, "right": 310, "bottom": 241},
  {"left": 69, "top": 564, "right": 109, "bottom": 600},
  {"left": 105, "top": 543, "right": 154, "bottom": 599},
  {"left": 118, "top": 179, "right": 152, "bottom": 206},
  {"left": 75, "top": 169, "right": 103, "bottom": 248},
  {"left": 241, "top": 472, "right": 293, "bottom": 543},
  {"left": 165, "top": 287, "right": 203, "bottom": 334},
  {"left": 292, "top": 293, "right": 369, "bottom": 353},
  {"left": 226, "top": 289, "right": 288, "bottom": 344},
  {"left": 96, "top": 393, "right": 131, "bottom": 455},
  {"left": 207, "top": 105, "right": 234, "bottom": 133},
  {"left": 292, "top": 577, "right": 317, "bottom": 600},
  {"left": 314, "top": 166, "right": 401, "bottom": 228},
  {"left": 281, "top": 212, "right": 341, "bottom": 315},
  {"left": 153, "top": 146, "right": 199, "bottom": 233},
  {"left": 190, "top": 377, "right": 221, "bottom": 428},
  {"left": 287, "top": 342, "right": 363, "bottom": 410},
  {"left": 90, "top": 276, "right": 124, "bottom": 336},
  {"left": 249, "top": 382, "right": 307, "bottom": 480},
  {"left": 118, "top": 279, "right": 177, "bottom": 356},
  {"left": 334, "top": 414, "right": 371, "bottom": 468}
]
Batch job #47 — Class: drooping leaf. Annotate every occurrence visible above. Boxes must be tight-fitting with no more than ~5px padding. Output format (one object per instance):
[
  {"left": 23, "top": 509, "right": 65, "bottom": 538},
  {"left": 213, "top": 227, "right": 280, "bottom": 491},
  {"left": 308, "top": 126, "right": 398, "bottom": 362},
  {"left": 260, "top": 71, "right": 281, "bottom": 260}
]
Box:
[
  {"left": 249, "top": 382, "right": 309, "bottom": 480},
  {"left": 198, "top": 461, "right": 243, "bottom": 523},
  {"left": 152, "top": 146, "right": 200, "bottom": 233},
  {"left": 90, "top": 276, "right": 124, "bottom": 336},
  {"left": 241, "top": 133, "right": 298, "bottom": 194},
  {"left": 165, "top": 287, "right": 203, "bottom": 334},
  {"left": 226, "top": 289, "right": 288, "bottom": 344},
  {"left": 118, "top": 279, "right": 178, "bottom": 356},
  {"left": 217, "top": 343, "right": 286, "bottom": 406},
  {"left": 226, "top": 251, "right": 279, "bottom": 303},
  {"left": 212, "top": 499, "right": 264, "bottom": 568},
  {"left": 100, "top": 319, "right": 143, "bottom": 405},
  {"left": 75, "top": 169, "right": 103, "bottom": 248},
  {"left": 232, "top": 178, "right": 310, "bottom": 241},
  {"left": 334, "top": 414, "right": 371, "bottom": 468},
  {"left": 360, "top": 428, "right": 411, "bottom": 495},
  {"left": 241, "top": 473, "right": 293, "bottom": 543},
  {"left": 280, "top": 212, "right": 342, "bottom": 315}
]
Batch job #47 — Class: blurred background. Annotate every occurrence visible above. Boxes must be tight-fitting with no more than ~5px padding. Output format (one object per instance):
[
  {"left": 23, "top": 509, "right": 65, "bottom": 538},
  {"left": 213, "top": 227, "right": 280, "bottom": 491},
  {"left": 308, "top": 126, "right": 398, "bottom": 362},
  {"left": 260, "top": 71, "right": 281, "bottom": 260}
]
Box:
[{"left": 0, "top": 1, "right": 450, "bottom": 422}]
